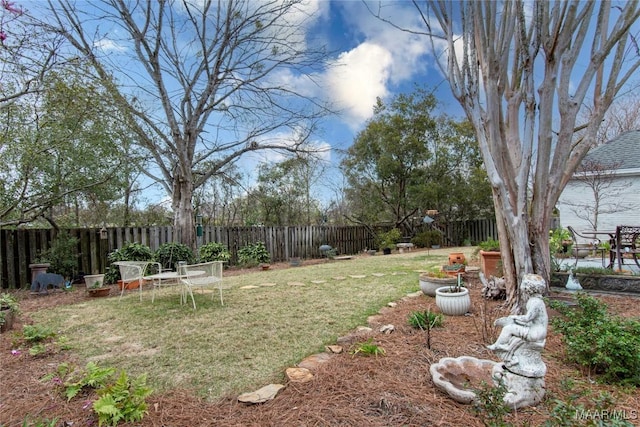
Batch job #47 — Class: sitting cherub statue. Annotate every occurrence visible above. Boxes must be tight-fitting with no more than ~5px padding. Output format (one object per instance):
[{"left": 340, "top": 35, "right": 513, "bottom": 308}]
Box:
[{"left": 487, "top": 274, "right": 548, "bottom": 362}]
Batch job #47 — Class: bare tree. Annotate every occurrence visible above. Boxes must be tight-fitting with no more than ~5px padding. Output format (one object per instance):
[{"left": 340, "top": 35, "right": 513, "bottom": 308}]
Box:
[
  {"left": 378, "top": 1, "right": 640, "bottom": 309},
  {"left": 562, "top": 159, "right": 636, "bottom": 231},
  {"left": 45, "top": 0, "right": 330, "bottom": 248},
  {"left": 595, "top": 96, "right": 640, "bottom": 145},
  {"left": 0, "top": 3, "right": 64, "bottom": 107}
]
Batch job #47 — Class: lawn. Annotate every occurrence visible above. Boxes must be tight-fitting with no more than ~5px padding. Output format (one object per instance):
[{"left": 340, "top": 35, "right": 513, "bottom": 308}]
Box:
[{"left": 29, "top": 249, "right": 458, "bottom": 400}]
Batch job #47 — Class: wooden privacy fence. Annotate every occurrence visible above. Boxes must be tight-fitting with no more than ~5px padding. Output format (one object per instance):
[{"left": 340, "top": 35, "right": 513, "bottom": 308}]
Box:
[{"left": 0, "top": 220, "right": 497, "bottom": 289}]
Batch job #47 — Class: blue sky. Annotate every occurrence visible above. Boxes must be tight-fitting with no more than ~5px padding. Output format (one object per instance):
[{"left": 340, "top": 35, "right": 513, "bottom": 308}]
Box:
[{"left": 238, "top": 1, "right": 464, "bottom": 199}]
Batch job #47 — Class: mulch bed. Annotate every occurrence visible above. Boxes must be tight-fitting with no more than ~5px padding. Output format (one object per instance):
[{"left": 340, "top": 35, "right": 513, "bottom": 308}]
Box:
[{"left": 1, "top": 261, "right": 639, "bottom": 426}]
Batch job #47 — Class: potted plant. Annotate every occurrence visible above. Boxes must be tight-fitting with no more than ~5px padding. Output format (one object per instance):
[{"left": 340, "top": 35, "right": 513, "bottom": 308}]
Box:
[
  {"left": 477, "top": 238, "right": 502, "bottom": 277},
  {"left": 377, "top": 228, "right": 402, "bottom": 255},
  {"left": 441, "top": 263, "right": 465, "bottom": 277},
  {"left": 84, "top": 273, "right": 105, "bottom": 289},
  {"left": 419, "top": 269, "right": 457, "bottom": 297},
  {"left": 0, "top": 293, "right": 20, "bottom": 333},
  {"left": 87, "top": 281, "right": 110, "bottom": 298},
  {"left": 435, "top": 274, "right": 471, "bottom": 316}
]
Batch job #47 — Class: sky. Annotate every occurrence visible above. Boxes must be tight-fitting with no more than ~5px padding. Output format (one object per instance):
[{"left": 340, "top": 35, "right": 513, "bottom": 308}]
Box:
[{"left": 237, "top": 0, "right": 464, "bottom": 198}]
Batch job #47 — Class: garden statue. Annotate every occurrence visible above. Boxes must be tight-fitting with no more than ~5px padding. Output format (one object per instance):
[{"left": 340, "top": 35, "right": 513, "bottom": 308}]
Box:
[
  {"left": 430, "top": 273, "right": 548, "bottom": 409},
  {"left": 30, "top": 272, "right": 67, "bottom": 294},
  {"left": 487, "top": 273, "right": 548, "bottom": 407}
]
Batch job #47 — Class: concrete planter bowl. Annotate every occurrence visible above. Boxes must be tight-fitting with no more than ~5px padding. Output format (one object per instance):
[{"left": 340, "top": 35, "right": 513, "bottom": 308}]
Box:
[{"left": 419, "top": 274, "right": 456, "bottom": 297}]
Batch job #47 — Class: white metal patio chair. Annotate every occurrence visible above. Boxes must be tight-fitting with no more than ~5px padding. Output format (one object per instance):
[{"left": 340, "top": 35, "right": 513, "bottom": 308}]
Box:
[
  {"left": 180, "top": 261, "right": 225, "bottom": 309},
  {"left": 113, "top": 261, "right": 160, "bottom": 301}
]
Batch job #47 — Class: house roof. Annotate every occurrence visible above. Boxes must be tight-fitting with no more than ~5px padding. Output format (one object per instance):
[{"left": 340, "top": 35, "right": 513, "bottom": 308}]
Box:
[{"left": 584, "top": 130, "right": 640, "bottom": 170}]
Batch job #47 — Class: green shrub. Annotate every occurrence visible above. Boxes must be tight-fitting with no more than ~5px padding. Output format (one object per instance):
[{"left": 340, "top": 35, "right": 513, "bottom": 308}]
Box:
[
  {"left": 154, "top": 242, "right": 195, "bottom": 270},
  {"left": 105, "top": 243, "right": 154, "bottom": 284},
  {"left": 550, "top": 293, "right": 640, "bottom": 385},
  {"left": 237, "top": 241, "right": 271, "bottom": 266},
  {"left": 377, "top": 228, "right": 402, "bottom": 249},
  {"left": 199, "top": 242, "right": 231, "bottom": 263},
  {"left": 471, "top": 379, "right": 511, "bottom": 427},
  {"left": 411, "top": 230, "right": 441, "bottom": 248},
  {"left": 407, "top": 309, "right": 443, "bottom": 329},
  {"left": 40, "top": 232, "right": 79, "bottom": 279}
]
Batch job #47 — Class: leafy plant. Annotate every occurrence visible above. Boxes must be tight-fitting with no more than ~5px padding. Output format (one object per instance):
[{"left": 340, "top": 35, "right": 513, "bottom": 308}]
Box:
[
  {"left": 550, "top": 293, "right": 640, "bottom": 385},
  {"left": 62, "top": 362, "right": 116, "bottom": 401},
  {"left": 93, "top": 370, "right": 153, "bottom": 427},
  {"left": 199, "top": 242, "right": 231, "bottom": 263},
  {"left": 0, "top": 293, "right": 20, "bottom": 326},
  {"left": 154, "top": 242, "right": 195, "bottom": 270},
  {"left": 478, "top": 238, "right": 500, "bottom": 252},
  {"left": 237, "top": 241, "right": 271, "bottom": 266},
  {"left": 105, "top": 242, "right": 154, "bottom": 284},
  {"left": 350, "top": 338, "right": 385, "bottom": 357},
  {"left": 408, "top": 309, "right": 443, "bottom": 329},
  {"left": 22, "top": 324, "right": 56, "bottom": 343},
  {"left": 39, "top": 231, "right": 79, "bottom": 279},
  {"left": 421, "top": 268, "right": 449, "bottom": 279},
  {"left": 377, "top": 228, "right": 402, "bottom": 250},
  {"left": 471, "top": 379, "right": 512, "bottom": 427}
]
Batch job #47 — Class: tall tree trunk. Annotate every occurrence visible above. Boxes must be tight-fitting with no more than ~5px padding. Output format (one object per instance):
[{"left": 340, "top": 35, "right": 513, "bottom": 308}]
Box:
[{"left": 173, "top": 173, "right": 195, "bottom": 250}]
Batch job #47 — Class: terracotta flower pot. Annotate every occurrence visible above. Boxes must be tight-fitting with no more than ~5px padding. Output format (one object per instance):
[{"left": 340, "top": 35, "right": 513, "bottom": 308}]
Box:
[
  {"left": 117, "top": 279, "right": 142, "bottom": 290},
  {"left": 479, "top": 250, "right": 502, "bottom": 277},
  {"left": 87, "top": 287, "right": 110, "bottom": 298}
]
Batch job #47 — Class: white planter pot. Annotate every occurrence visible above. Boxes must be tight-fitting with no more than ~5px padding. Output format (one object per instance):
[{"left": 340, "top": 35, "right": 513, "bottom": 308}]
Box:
[
  {"left": 84, "top": 274, "right": 105, "bottom": 288},
  {"left": 419, "top": 275, "right": 456, "bottom": 297},
  {"left": 435, "top": 286, "right": 471, "bottom": 316}
]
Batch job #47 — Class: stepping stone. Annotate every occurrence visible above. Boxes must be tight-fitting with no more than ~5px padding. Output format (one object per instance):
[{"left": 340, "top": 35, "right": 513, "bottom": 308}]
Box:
[
  {"left": 288, "top": 281, "right": 306, "bottom": 286},
  {"left": 310, "top": 280, "right": 326, "bottom": 284},
  {"left": 332, "top": 276, "right": 346, "bottom": 280},
  {"left": 259, "top": 283, "right": 277, "bottom": 287},
  {"left": 325, "top": 345, "right": 343, "bottom": 354},
  {"left": 349, "top": 275, "right": 366, "bottom": 279},
  {"left": 240, "top": 285, "right": 259, "bottom": 290},
  {"left": 286, "top": 367, "right": 314, "bottom": 383},
  {"left": 371, "top": 273, "right": 385, "bottom": 277},
  {"left": 298, "top": 352, "right": 333, "bottom": 371},
  {"left": 238, "top": 384, "right": 285, "bottom": 404},
  {"left": 392, "top": 272, "right": 408, "bottom": 275}
]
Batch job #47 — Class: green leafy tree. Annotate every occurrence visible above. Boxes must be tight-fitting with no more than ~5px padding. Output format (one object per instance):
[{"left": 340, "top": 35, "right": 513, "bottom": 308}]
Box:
[
  {"left": 341, "top": 88, "right": 492, "bottom": 235},
  {"left": 0, "top": 65, "right": 130, "bottom": 228},
  {"left": 244, "top": 157, "right": 323, "bottom": 226}
]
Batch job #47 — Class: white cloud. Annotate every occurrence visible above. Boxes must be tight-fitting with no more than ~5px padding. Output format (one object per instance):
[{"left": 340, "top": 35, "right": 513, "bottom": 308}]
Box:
[
  {"left": 309, "top": 1, "right": 434, "bottom": 130},
  {"left": 324, "top": 42, "right": 393, "bottom": 129},
  {"left": 94, "top": 38, "right": 127, "bottom": 53}
]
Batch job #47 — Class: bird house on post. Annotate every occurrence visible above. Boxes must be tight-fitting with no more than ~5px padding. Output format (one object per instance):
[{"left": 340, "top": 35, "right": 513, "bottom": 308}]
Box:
[{"left": 99, "top": 227, "right": 108, "bottom": 240}]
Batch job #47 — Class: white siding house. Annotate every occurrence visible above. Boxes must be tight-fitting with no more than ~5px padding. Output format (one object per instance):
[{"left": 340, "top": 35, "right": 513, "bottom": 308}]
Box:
[{"left": 557, "top": 130, "right": 640, "bottom": 242}]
